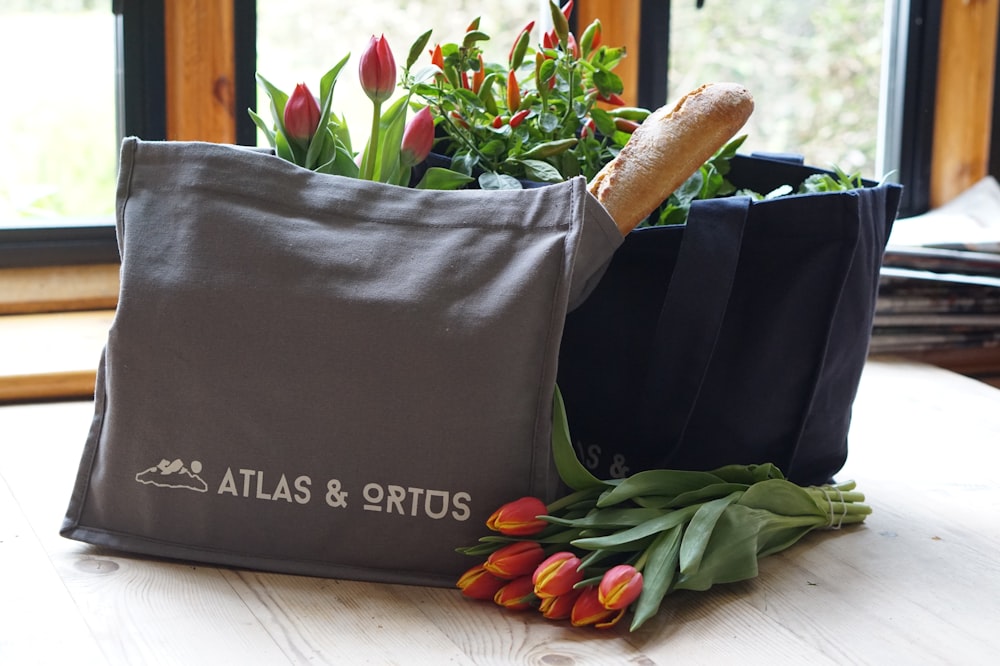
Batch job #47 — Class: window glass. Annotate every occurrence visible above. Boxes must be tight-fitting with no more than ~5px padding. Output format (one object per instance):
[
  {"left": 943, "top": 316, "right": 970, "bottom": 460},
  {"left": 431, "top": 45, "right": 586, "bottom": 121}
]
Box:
[
  {"left": 0, "top": 1, "right": 117, "bottom": 229},
  {"left": 668, "top": 0, "right": 885, "bottom": 178},
  {"left": 255, "top": 0, "right": 545, "bottom": 149}
]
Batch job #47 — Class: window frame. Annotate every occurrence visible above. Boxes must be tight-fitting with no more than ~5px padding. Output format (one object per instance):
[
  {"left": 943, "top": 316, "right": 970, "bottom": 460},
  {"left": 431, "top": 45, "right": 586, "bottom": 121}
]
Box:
[{"left": 0, "top": 0, "right": 993, "bottom": 269}]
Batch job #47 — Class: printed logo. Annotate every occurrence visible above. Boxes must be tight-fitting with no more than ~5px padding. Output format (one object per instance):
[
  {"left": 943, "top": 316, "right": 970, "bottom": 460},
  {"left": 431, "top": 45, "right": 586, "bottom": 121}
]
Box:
[{"left": 135, "top": 458, "right": 209, "bottom": 493}]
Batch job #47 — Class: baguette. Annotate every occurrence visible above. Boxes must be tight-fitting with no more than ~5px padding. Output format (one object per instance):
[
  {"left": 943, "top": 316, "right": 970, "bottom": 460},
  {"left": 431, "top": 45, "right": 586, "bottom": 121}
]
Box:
[{"left": 588, "top": 82, "right": 754, "bottom": 235}]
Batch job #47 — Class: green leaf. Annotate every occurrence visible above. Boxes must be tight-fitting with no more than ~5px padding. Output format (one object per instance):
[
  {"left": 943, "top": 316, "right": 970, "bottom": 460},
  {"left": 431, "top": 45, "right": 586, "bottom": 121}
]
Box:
[
  {"left": 590, "top": 106, "right": 615, "bottom": 137},
  {"left": 673, "top": 171, "right": 704, "bottom": 205},
  {"left": 592, "top": 69, "right": 624, "bottom": 97},
  {"left": 737, "top": 479, "right": 827, "bottom": 519},
  {"left": 708, "top": 463, "right": 785, "bottom": 484},
  {"left": 414, "top": 167, "right": 474, "bottom": 190},
  {"left": 518, "top": 159, "right": 563, "bottom": 183},
  {"left": 407, "top": 29, "right": 433, "bottom": 70},
  {"left": 596, "top": 469, "right": 725, "bottom": 508},
  {"left": 248, "top": 109, "right": 275, "bottom": 148},
  {"left": 542, "top": 507, "right": 665, "bottom": 530},
  {"left": 551, "top": 386, "right": 608, "bottom": 491},
  {"left": 673, "top": 505, "right": 762, "bottom": 591},
  {"left": 462, "top": 30, "right": 490, "bottom": 49},
  {"left": 571, "top": 505, "right": 699, "bottom": 551},
  {"left": 629, "top": 525, "right": 683, "bottom": 631},
  {"left": 451, "top": 153, "right": 478, "bottom": 176},
  {"left": 478, "top": 172, "right": 522, "bottom": 190},
  {"left": 678, "top": 491, "right": 743, "bottom": 575},
  {"left": 537, "top": 112, "right": 562, "bottom": 134},
  {"left": 375, "top": 95, "right": 411, "bottom": 183}
]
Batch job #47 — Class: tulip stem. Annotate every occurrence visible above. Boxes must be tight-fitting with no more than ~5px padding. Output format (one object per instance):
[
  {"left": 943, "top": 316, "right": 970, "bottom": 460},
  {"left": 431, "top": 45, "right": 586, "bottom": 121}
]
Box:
[{"left": 363, "top": 99, "right": 382, "bottom": 181}]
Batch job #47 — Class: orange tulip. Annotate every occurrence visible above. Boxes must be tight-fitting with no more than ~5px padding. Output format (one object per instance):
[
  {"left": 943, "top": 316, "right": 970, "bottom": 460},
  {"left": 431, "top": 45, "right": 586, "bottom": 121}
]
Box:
[
  {"left": 532, "top": 551, "right": 583, "bottom": 599},
  {"left": 494, "top": 576, "right": 537, "bottom": 611},
  {"left": 538, "top": 589, "right": 582, "bottom": 620},
  {"left": 570, "top": 586, "right": 625, "bottom": 629},
  {"left": 597, "top": 564, "right": 643, "bottom": 611},
  {"left": 485, "top": 496, "right": 547, "bottom": 536},
  {"left": 484, "top": 541, "right": 546, "bottom": 579},
  {"left": 456, "top": 563, "right": 506, "bottom": 601}
]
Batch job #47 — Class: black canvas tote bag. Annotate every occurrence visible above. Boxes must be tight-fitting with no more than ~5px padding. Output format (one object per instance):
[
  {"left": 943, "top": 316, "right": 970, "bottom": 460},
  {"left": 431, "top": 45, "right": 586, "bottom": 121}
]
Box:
[
  {"left": 557, "top": 155, "right": 904, "bottom": 486},
  {"left": 61, "top": 138, "right": 622, "bottom": 587}
]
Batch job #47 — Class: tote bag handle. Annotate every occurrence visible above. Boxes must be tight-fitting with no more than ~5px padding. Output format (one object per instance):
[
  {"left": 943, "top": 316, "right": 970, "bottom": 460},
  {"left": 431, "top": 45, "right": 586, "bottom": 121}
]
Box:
[{"left": 636, "top": 196, "right": 751, "bottom": 449}]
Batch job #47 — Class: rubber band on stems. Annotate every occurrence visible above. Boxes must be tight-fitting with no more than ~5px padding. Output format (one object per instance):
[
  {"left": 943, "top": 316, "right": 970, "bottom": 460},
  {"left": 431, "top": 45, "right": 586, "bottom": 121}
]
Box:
[{"left": 820, "top": 485, "right": 848, "bottom": 529}]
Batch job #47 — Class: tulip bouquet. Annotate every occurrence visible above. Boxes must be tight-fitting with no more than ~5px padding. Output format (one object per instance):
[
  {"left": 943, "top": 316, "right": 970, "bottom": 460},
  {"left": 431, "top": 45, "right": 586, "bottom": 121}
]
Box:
[
  {"left": 250, "top": 35, "right": 473, "bottom": 190},
  {"left": 456, "top": 390, "right": 872, "bottom": 631}
]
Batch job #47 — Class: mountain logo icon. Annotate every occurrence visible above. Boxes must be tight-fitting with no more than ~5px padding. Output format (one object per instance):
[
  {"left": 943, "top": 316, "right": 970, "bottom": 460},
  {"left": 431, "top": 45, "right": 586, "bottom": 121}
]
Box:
[{"left": 135, "top": 458, "right": 209, "bottom": 493}]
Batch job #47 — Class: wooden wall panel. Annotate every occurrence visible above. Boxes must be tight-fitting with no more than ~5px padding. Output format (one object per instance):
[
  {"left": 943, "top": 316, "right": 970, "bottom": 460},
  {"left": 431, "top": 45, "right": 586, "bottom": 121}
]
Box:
[
  {"left": 164, "top": 0, "right": 236, "bottom": 142},
  {"left": 576, "top": 0, "right": 642, "bottom": 107},
  {"left": 931, "top": 0, "right": 999, "bottom": 207}
]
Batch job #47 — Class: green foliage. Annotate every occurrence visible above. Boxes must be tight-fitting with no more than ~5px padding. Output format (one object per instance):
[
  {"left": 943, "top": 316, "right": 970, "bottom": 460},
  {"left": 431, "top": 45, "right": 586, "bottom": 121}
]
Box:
[{"left": 402, "top": 1, "right": 639, "bottom": 189}]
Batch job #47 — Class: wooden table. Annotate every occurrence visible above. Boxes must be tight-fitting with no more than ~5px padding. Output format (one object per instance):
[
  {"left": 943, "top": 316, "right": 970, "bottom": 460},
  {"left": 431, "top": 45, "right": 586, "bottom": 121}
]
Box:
[{"left": 2, "top": 358, "right": 999, "bottom": 665}]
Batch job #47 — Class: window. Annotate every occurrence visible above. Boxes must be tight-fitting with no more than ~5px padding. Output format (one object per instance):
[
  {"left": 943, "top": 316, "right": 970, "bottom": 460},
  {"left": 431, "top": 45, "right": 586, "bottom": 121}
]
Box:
[
  {"left": 1, "top": 0, "right": 992, "bottom": 270},
  {"left": 0, "top": 1, "right": 119, "bottom": 267}
]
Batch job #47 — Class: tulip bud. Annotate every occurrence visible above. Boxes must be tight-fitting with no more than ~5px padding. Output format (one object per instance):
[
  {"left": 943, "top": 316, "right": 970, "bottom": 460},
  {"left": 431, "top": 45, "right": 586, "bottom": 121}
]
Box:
[
  {"left": 400, "top": 106, "right": 435, "bottom": 167},
  {"left": 570, "top": 586, "right": 625, "bottom": 629},
  {"left": 597, "top": 564, "right": 643, "bottom": 611},
  {"left": 486, "top": 496, "right": 547, "bottom": 536},
  {"left": 538, "top": 589, "right": 581, "bottom": 620},
  {"left": 484, "top": 541, "right": 546, "bottom": 579},
  {"left": 532, "top": 551, "right": 584, "bottom": 599},
  {"left": 283, "top": 83, "right": 321, "bottom": 143},
  {"left": 456, "top": 563, "right": 507, "bottom": 601},
  {"left": 359, "top": 34, "right": 397, "bottom": 103},
  {"left": 493, "top": 576, "right": 537, "bottom": 611}
]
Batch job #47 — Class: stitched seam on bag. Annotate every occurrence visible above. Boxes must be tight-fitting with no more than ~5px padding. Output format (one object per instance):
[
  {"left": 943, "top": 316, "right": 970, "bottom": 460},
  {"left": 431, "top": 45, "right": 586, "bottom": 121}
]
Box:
[
  {"left": 782, "top": 191, "right": 862, "bottom": 475},
  {"left": 63, "top": 524, "right": 458, "bottom": 583},
  {"left": 528, "top": 181, "right": 582, "bottom": 499}
]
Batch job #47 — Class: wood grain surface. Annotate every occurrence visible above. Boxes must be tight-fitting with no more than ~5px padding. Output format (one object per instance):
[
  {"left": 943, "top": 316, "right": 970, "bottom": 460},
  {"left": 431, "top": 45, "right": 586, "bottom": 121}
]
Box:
[{"left": 2, "top": 358, "right": 998, "bottom": 664}]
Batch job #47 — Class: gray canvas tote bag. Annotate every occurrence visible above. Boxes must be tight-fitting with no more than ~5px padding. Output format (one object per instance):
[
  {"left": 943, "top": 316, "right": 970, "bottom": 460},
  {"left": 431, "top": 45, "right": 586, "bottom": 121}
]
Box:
[{"left": 61, "top": 138, "right": 622, "bottom": 587}]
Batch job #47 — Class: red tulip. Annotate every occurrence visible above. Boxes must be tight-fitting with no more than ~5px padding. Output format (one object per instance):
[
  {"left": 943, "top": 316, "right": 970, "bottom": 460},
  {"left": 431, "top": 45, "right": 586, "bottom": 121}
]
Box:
[
  {"left": 283, "top": 83, "right": 320, "bottom": 143},
  {"left": 456, "top": 563, "right": 506, "bottom": 601},
  {"left": 485, "top": 496, "right": 547, "bottom": 536},
  {"left": 484, "top": 541, "right": 546, "bottom": 579},
  {"left": 570, "top": 586, "right": 625, "bottom": 629},
  {"left": 400, "top": 106, "right": 434, "bottom": 167},
  {"left": 532, "top": 551, "right": 583, "bottom": 599},
  {"left": 494, "top": 576, "right": 537, "bottom": 611},
  {"left": 538, "top": 589, "right": 581, "bottom": 620},
  {"left": 359, "top": 34, "right": 396, "bottom": 103},
  {"left": 597, "top": 564, "right": 643, "bottom": 610}
]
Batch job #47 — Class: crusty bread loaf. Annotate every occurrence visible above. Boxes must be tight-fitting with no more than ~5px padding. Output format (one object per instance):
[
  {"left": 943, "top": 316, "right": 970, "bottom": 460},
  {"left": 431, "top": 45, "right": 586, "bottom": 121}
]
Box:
[{"left": 588, "top": 82, "right": 754, "bottom": 235}]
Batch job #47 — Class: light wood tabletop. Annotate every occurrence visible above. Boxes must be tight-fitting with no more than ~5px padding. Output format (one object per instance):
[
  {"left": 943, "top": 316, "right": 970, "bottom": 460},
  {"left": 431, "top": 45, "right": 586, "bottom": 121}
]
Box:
[{"left": 2, "top": 357, "right": 999, "bottom": 665}]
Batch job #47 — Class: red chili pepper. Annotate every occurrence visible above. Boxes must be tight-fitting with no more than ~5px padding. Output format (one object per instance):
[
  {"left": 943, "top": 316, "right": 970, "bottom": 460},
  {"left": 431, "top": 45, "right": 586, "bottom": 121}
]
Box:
[
  {"left": 506, "top": 70, "right": 521, "bottom": 113},
  {"left": 509, "top": 109, "right": 530, "bottom": 128}
]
